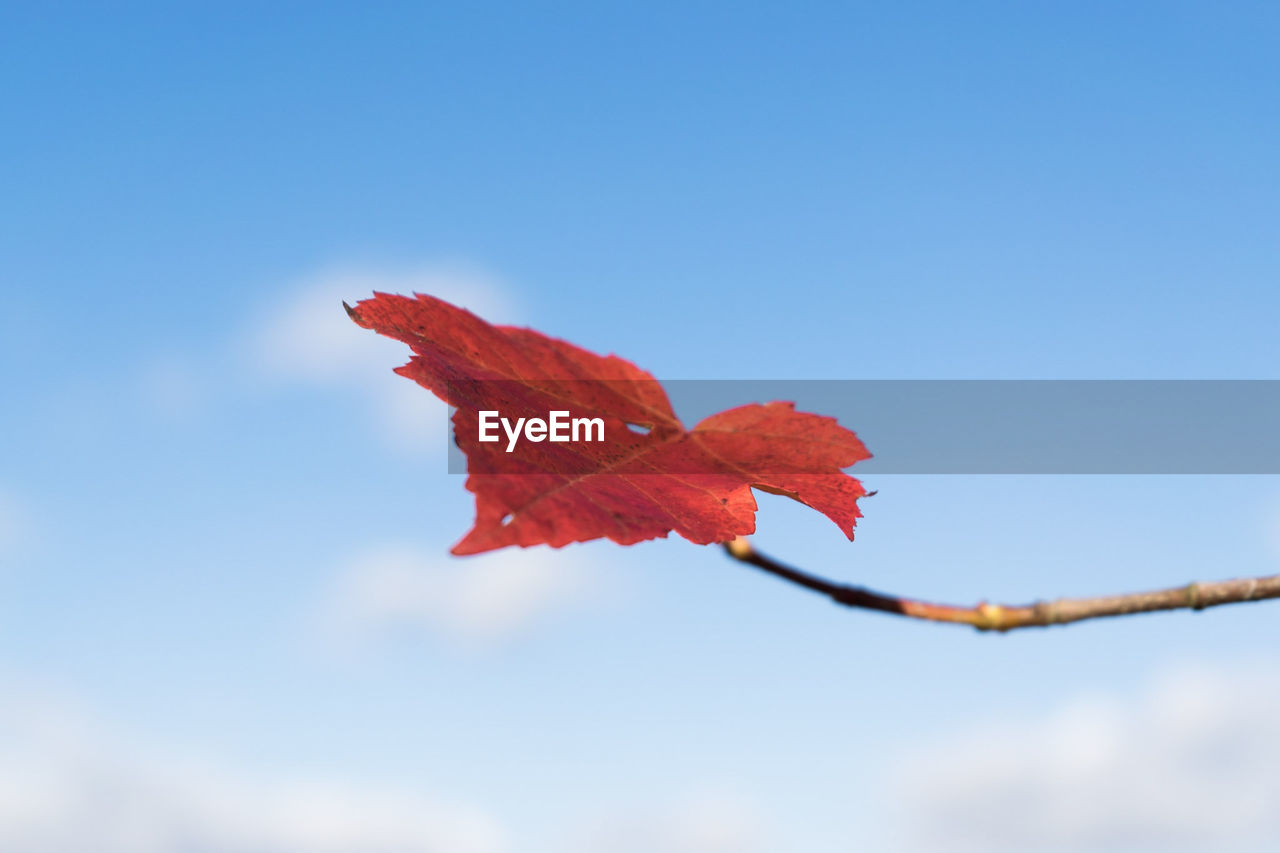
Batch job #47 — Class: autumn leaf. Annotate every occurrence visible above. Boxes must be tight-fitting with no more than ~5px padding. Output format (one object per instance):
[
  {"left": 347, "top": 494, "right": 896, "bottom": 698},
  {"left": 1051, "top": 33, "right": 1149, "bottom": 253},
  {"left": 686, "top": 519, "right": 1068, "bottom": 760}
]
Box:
[{"left": 346, "top": 293, "right": 870, "bottom": 554}]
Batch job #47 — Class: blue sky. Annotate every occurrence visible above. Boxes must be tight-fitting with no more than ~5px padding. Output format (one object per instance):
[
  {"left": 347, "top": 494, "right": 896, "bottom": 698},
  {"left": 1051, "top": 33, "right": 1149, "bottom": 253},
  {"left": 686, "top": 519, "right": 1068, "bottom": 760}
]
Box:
[{"left": 3, "top": 3, "right": 1280, "bottom": 851}]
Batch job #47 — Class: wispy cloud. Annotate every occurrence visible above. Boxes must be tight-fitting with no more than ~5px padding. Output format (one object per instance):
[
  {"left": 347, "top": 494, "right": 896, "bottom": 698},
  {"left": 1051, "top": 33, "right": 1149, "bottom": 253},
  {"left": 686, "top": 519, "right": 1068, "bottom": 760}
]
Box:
[
  {"left": 570, "top": 788, "right": 769, "bottom": 853},
  {"left": 0, "top": 681, "right": 506, "bottom": 853},
  {"left": 892, "top": 660, "right": 1280, "bottom": 852},
  {"left": 318, "top": 542, "right": 603, "bottom": 646},
  {"left": 0, "top": 678, "right": 762, "bottom": 853},
  {"left": 247, "top": 262, "right": 514, "bottom": 455}
]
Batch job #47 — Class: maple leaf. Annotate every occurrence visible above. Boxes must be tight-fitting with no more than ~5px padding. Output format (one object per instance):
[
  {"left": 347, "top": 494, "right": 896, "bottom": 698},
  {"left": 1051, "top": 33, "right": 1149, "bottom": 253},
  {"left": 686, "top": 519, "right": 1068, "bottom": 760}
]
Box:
[{"left": 346, "top": 293, "right": 871, "bottom": 554}]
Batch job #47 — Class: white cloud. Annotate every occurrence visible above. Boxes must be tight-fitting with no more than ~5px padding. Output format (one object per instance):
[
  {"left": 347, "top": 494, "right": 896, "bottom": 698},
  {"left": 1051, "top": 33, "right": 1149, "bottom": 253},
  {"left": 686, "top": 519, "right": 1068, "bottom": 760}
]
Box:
[
  {"left": 249, "top": 262, "right": 513, "bottom": 455},
  {"left": 0, "top": 682, "right": 505, "bottom": 853},
  {"left": 570, "top": 789, "right": 769, "bottom": 853},
  {"left": 0, "top": 680, "right": 758, "bottom": 853},
  {"left": 320, "top": 543, "right": 601, "bottom": 645},
  {"left": 892, "top": 661, "right": 1280, "bottom": 852}
]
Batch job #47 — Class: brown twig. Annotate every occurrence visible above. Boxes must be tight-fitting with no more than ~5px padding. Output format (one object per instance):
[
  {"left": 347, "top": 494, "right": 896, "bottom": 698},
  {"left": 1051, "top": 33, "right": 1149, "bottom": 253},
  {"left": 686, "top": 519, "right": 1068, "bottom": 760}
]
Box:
[{"left": 723, "top": 537, "right": 1280, "bottom": 632}]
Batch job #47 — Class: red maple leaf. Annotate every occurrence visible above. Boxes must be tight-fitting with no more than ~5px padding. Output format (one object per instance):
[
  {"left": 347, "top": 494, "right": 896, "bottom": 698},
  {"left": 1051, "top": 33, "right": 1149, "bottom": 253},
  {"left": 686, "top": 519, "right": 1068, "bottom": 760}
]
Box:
[{"left": 346, "top": 293, "right": 871, "bottom": 554}]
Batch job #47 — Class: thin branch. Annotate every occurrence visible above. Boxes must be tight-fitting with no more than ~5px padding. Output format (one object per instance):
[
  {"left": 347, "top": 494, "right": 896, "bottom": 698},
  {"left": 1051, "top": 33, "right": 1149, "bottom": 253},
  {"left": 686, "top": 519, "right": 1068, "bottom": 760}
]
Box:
[{"left": 722, "top": 537, "right": 1280, "bottom": 632}]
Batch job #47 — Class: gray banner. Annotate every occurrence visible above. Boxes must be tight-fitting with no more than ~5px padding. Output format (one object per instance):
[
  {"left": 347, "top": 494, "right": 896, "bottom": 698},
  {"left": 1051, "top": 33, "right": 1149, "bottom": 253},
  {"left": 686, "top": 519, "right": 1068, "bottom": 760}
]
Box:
[{"left": 446, "top": 380, "right": 1280, "bottom": 474}]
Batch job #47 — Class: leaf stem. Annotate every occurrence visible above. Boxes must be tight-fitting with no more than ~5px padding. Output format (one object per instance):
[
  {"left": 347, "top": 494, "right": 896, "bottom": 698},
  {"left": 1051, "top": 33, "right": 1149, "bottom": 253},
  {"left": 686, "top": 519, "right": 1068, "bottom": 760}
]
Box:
[{"left": 722, "top": 537, "right": 1280, "bottom": 632}]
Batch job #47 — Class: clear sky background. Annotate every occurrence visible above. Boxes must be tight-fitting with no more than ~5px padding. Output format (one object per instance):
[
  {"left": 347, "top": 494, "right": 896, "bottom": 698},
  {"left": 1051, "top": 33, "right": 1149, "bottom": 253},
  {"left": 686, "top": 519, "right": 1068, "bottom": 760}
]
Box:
[{"left": 3, "top": 3, "right": 1280, "bottom": 851}]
